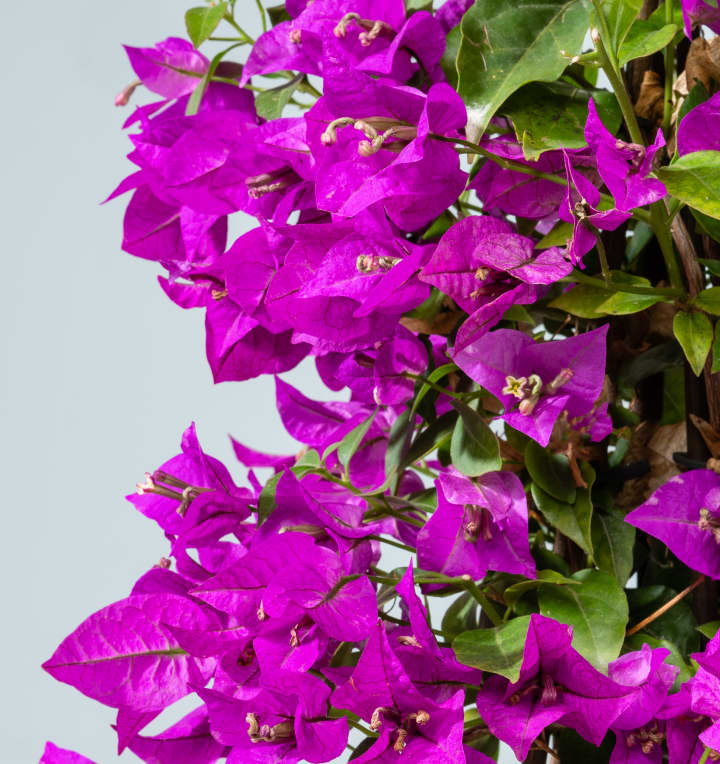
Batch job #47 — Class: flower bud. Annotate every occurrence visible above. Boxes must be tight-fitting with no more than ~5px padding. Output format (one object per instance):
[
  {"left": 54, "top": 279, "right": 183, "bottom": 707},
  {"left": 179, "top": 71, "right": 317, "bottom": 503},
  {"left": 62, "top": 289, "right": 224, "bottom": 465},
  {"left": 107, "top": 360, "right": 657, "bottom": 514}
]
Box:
[{"left": 114, "top": 79, "right": 141, "bottom": 107}]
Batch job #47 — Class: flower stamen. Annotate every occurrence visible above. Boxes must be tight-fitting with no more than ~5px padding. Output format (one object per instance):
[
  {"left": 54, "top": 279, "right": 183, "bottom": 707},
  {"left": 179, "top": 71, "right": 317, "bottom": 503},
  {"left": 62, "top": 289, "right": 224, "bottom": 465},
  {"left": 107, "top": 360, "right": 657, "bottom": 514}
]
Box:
[{"left": 698, "top": 508, "right": 720, "bottom": 543}]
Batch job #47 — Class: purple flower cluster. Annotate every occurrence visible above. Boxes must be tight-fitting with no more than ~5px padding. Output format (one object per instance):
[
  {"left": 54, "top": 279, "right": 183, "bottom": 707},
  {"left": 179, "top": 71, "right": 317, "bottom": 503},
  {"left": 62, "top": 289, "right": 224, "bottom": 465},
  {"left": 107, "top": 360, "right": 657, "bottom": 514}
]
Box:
[{"left": 41, "top": 1, "right": 720, "bottom": 762}]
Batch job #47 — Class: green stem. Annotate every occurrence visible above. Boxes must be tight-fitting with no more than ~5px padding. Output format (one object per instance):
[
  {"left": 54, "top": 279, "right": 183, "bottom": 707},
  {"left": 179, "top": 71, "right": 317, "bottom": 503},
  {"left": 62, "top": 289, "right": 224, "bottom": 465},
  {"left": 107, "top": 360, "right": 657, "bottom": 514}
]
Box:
[
  {"left": 223, "top": 14, "right": 254, "bottom": 43},
  {"left": 298, "top": 77, "right": 322, "bottom": 99},
  {"left": 412, "top": 463, "right": 440, "bottom": 479},
  {"left": 368, "top": 534, "right": 416, "bottom": 553},
  {"left": 328, "top": 709, "right": 377, "bottom": 737},
  {"left": 367, "top": 574, "right": 399, "bottom": 586},
  {"left": 437, "top": 133, "right": 652, "bottom": 224},
  {"left": 699, "top": 748, "right": 711, "bottom": 764},
  {"left": 463, "top": 577, "right": 503, "bottom": 626},
  {"left": 563, "top": 270, "right": 682, "bottom": 297},
  {"left": 591, "top": 0, "right": 618, "bottom": 65},
  {"left": 210, "top": 76, "right": 243, "bottom": 86},
  {"left": 402, "top": 371, "right": 463, "bottom": 400},
  {"left": 255, "top": 0, "right": 267, "bottom": 33},
  {"left": 592, "top": 15, "right": 686, "bottom": 293},
  {"left": 667, "top": 197, "right": 685, "bottom": 222},
  {"left": 314, "top": 469, "right": 363, "bottom": 494},
  {"left": 455, "top": 199, "right": 484, "bottom": 213},
  {"left": 325, "top": 574, "right": 361, "bottom": 601},
  {"left": 308, "top": 668, "right": 336, "bottom": 690},
  {"left": 370, "top": 505, "right": 425, "bottom": 529},
  {"left": 663, "top": 0, "right": 675, "bottom": 139},
  {"left": 594, "top": 232, "right": 612, "bottom": 284},
  {"left": 444, "top": 136, "right": 570, "bottom": 188},
  {"left": 651, "top": 203, "right": 685, "bottom": 290},
  {"left": 591, "top": 19, "right": 645, "bottom": 146}
]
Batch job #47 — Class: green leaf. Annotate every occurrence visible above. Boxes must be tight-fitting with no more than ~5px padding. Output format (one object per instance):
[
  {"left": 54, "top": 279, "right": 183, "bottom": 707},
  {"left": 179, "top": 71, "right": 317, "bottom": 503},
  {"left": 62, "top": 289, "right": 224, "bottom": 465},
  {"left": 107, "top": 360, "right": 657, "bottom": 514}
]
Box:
[
  {"left": 618, "top": 339, "right": 683, "bottom": 390},
  {"left": 525, "top": 440, "right": 576, "bottom": 503},
  {"left": 349, "top": 738, "right": 377, "bottom": 760},
  {"left": 502, "top": 305, "right": 535, "bottom": 325},
  {"left": 673, "top": 310, "right": 713, "bottom": 376},
  {"left": 599, "top": 0, "right": 642, "bottom": 52},
  {"left": 680, "top": 80, "right": 710, "bottom": 125},
  {"left": 549, "top": 284, "right": 612, "bottom": 318},
  {"left": 457, "top": 0, "right": 590, "bottom": 138},
  {"left": 503, "top": 569, "right": 580, "bottom": 606},
  {"left": 186, "top": 41, "right": 243, "bottom": 115},
  {"left": 596, "top": 290, "right": 667, "bottom": 315},
  {"left": 531, "top": 545, "right": 571, "bottom": 576},
  {"left": 257, "top": 470, "right": 283, "bottom": 524},
  {"left": 449, "top": 400, "right": 501, "bottom": 477},
  {"left": 657, "top": 151, "right": 720, "bottom": 221},
  {"left": 700, "top": 259, "right": 720, "bottom": 279},
  {"left": 441, "top": 591, "right": 479, "bottom": 642},
  {"left": 337, "top": 411, "right": 377, "bottom": 473},
  {"left": 408, "top": 363, "right": 458, "bottom": 422},
  {"left": 549, "top": 272, "right": 665, "bottom": 318},
  {"left": 384, "top": 407, "right": 414, "bottom": 479},
  {"left": 698, "top": 621, "right": 720, "bottom": 639},
  {"left": 405, "top": 0, "right": 433, "bottom": 12},
  {"left": 401, "top": 410, "right": 457, "bottom": 471},
  {"left": 539, "top": 568, "right": 628, "bottom": 670},
  {"left": 441, "top": 24, "right": 462, "bottom": 89},
  {"left": 185, "top": 3, "right": 228, "bottom": 48},
  {"left": 453, "top": 616, "right": 532, "bottom": 682},
  {"left": 422, "top": 210, "right": 456, "bottom": 241},
  {"left": 532, "top": 462, "right": 595, "bottom": 558},
  {"left": 611, "top": 0, "right": 683, "bottom": 67},
  {"left": 627, "top": 586, "right": 700, "bottom": 655},
  {"left": 661, "top": 366, "right": 686, "bottom": 424},
  {"left": 254, "top": 79, "right": 299, "bottom": 120},
  {"left": 555, "top": 728, "right": 615, "bottom": 764},
  {"left": 536, "top": 221, "right": 574, "bottom": 249},
  {"left": 713, "top": 322, "right": 720, "bottom": 374},
  {"left": 618, "top": 21, "right": 678, "bottom": 68},
  {"left": 626, "top": 221, "right": 654, "bottom": 262},
  {"left": 694, "top": 210, "right": 720, "bottom": 243},
  {"left": 617, "top": 340, "right": 684, "bottom": 397},
  {"left": 697, "top": 621, "right": 720, "bottom": 639},
  {"left": 266, "top": 4, "right": 291, "bottom": 26},
  {"left": 291, "top": 448, "right": 322, "bottom": 477},
  {"left": 591, "top": 509, "right": 636, "bottom": 585},
  {"left": 608, "top": 436, "right": 629, "bottom": 468},
  {"left": 695, "top": 287, "right": 720, "bottom": 316},
  {"left": 501, "top": 83, "right": 621, "bottom": 160}
]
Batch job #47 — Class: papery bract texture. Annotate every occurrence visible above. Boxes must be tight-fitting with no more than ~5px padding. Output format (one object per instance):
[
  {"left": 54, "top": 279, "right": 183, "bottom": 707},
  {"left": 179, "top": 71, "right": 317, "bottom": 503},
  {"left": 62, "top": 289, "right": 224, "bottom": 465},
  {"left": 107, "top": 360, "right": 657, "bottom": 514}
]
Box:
[
  {"left": 625, "top": 469, "right": 720, "bottom": 579},
  {"left": 42, "top": 594, "right": 218, "bottom": 711}
]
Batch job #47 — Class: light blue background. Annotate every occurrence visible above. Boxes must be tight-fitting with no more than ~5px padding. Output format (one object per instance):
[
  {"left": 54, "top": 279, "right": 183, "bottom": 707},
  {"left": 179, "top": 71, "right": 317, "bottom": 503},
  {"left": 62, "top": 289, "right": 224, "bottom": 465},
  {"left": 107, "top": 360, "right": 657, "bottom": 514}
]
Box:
[{"left": 2, "top": 2, "right": 519, "bottom": 761}]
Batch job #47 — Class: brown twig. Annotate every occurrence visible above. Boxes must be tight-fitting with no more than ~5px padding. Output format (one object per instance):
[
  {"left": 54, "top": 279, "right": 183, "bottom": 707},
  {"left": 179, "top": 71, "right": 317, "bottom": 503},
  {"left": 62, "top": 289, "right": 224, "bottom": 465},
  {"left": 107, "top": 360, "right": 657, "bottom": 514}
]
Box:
[
  {"left": 566, "top": 441, "right": 588, "bottom": 489},
  {"left": 671, "top": 212, "right": 704, "bottom": 298},
  {"left": 626, "top": 575, "right": 705, "bottom": 636},
  {"left": 533, "top": 737, "right": 560, "bottom": 761}
]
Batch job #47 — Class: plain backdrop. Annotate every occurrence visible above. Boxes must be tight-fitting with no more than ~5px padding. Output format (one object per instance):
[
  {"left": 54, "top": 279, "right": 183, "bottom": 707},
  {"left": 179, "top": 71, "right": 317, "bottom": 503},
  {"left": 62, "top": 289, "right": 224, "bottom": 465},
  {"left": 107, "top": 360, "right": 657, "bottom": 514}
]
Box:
[{"left": 1, "top": 2, "right": 518, "bottom": 761}]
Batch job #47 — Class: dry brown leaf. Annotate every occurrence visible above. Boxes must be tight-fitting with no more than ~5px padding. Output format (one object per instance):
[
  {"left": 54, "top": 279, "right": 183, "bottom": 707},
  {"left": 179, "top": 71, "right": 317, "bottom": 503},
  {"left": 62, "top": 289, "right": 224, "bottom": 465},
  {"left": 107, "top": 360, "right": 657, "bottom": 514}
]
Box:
[
  {"left": 689, "top": 414, "right": 720, "bottom": 458},
  {"left": 646, "top": 422, "right": 685, "bottom": 495},
  {"left": 685, "top": 36, "right": 720, "bottom": 93},
  {"left": 400, "top": 310, "right": 464, "bottom": 336},
  {"left": 634, "top": 70, "right": 664, "bottom": 126},
  {"left": 645, "top": 301, "right": 677, "bottom": 341},
  {"left": 616, "top": 421, "right": 686, "bottom": 509}
]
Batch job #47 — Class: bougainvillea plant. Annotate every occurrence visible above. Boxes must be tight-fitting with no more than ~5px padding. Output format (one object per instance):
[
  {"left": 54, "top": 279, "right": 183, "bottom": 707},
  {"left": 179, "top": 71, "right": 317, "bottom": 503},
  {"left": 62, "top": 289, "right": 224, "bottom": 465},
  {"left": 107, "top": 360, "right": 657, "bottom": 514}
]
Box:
[{"left": 39, "top": 0, "right": 720, "bottom": 762}]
